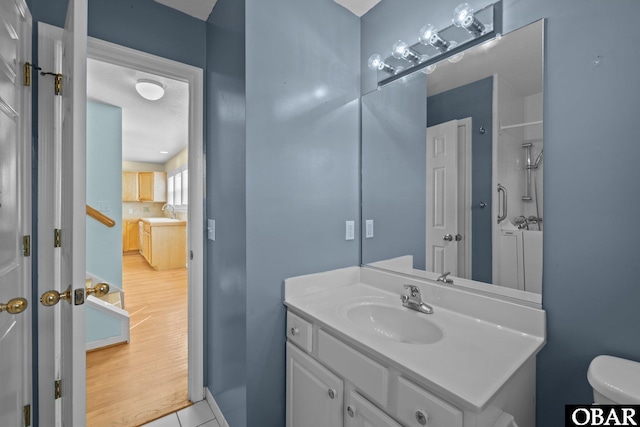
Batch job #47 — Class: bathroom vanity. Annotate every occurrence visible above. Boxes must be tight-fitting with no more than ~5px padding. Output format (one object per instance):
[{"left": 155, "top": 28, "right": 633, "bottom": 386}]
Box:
[{"left": 284, "top": 266, "right": 545, "bottom": 427}]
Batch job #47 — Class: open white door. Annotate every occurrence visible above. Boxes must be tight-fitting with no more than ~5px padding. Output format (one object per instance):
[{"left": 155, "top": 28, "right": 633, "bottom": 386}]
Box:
[
  {"left": 0, "top": 0, "right": 31, "bottom": 425},
  {"left": 59, "top": 0, "right": 88, "bottom": 424},
  {"left": 426, "top": 120, "right": 459, "bottom": 275}
]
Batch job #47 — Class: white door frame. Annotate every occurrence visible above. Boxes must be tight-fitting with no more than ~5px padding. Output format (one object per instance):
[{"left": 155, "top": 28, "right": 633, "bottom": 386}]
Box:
[
  {"left": 86, "top": 36, "right": 205, "bottom": 403},
  {"left": 37, "top": 23, "right": 205, "bottom": 422}
]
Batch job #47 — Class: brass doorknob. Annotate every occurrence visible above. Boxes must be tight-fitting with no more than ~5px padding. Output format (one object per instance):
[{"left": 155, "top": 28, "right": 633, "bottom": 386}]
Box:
[
  {"left": 86, "top": 283, "right": 109, "bottom": 298},
  {"left": 1, "top": 297, "right": 28, "bottom": 314},
  {"left": 40, "top": 287, "right": 72, "bottom": 307}
]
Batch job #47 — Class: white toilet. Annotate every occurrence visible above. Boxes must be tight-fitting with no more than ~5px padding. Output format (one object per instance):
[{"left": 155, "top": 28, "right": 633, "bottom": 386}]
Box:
[{"left": 588, "top": 355, "right": 640, "bottom": 404}]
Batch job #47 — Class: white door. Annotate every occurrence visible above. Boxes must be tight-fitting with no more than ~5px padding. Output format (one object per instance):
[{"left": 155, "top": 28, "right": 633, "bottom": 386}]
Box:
[
  {"left": 0, "top": 0, "right": 31, "bottom": 425},
  {"left": 59, "top": 0, "right": 88, "bottom": 424},
  {"left": 286, "top": 342, "right": 344, "bottom": 427},
  {"left": 345, "top": 392, "right": 401, "bottom": 427},
  {"left": 426, "top": 120, "right": 459, "bottom": 275}
]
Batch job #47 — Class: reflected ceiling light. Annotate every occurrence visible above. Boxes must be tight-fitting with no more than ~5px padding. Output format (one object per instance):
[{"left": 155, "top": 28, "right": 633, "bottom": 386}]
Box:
[
  {"left": 367, "top": 54, "right": 398, "bottom": 74},
  {"left": 391, "top": 40, "right": 428, "bottom": 64},
  {"left": 418, "top": 24, "right": 450, "bottom": 52},
  {"left": 452, "top": 3, "right": 485, "bottom": 37},
  {"left": 159, "top": 151, "right": 169, "bottom": 154},
  {"left": 135, "top": 79, "right": 165, "bottom": 101},
  {"left": 447, "top": 41, "right": 464, "bottom": 63}
]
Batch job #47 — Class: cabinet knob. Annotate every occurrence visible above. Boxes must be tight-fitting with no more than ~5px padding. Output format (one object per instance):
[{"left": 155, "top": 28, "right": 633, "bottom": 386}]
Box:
[
  {"left": 290, "top": 327, "right": 299, "bottom": 336},
  {"left": 415, "top": 410, "right": 429, "bottom": 425},
  {"left": 347, "top": 405, "right": 355, "bottom": 418},
  {"left": 328, "top": 388, "right": 336, "bottom": 399}
]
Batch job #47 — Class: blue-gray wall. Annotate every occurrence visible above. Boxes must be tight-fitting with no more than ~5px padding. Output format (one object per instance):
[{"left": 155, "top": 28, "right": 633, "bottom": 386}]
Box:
[
  {"left": 31, "top": 0, "right": 206, "bottom": 69},
  {"left": 205, "top": 0, "right": 247, "bottom": 425},
  {"left": 427, "top": 77, "right": 493, "bottom": 283},
  {"left": 363, "top": 1, "right": 640, "bottom": 425},
  {"left": 245, "top": 0, "right": 361, "bottom": 424},
  {"left": 86, "top": 101, "right": 122, "bottom": 288},
  {"left": 361, "top": 76, "right": 426, "bottom": 269}
]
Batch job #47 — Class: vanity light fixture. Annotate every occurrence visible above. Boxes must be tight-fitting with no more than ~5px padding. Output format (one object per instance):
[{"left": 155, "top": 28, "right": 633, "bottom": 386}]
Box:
[
  {"left": 135, "top": 79, "right": 165, "bottom": 101},
  {"left": 452, "top": 3, "right": 485, "bottom": 37},
  {"left": 418, "top": 24, "right": 450, "bottom": 52},
  {"left": 447, "top": 42, "right": 464, "bottom": 63},
  {"left": 391, "top": 40, "right": 428, "bottom": 64},
  {"left": 368, "top": 53, "right": 398, "bottom": 74}
]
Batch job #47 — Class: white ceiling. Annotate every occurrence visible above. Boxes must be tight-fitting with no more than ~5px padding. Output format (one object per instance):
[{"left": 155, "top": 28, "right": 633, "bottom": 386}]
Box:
[
  {"left": 156, "top": 0, "right": 376, "bottom": 20},
  {"left": 427, "top": 20, "right": 543, "bottom": 97},
  {"left": 87, "top": 58, "right": 189, "bottom": 164},
  {"left": 154, "top": 0, "right": 218, "bottom": 21}
]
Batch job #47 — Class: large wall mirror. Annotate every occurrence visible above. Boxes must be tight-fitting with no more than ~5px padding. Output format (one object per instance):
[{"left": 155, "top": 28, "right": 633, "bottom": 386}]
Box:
[{"left": 362, "top": 20, "right": 544, "bottom": 303}]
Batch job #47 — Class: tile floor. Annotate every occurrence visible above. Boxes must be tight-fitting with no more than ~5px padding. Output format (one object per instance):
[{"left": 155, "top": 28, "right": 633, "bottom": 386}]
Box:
[{"left": 143, "top": 400, "right": 221, "bottom": 427}]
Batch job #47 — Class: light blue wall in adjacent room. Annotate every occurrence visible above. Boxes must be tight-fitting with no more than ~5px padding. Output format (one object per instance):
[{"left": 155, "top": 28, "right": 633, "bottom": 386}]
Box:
[
  {"left": 205, "top": 0, "right": 247, "bottom": 425},
  {"left": 86, "top": 101, "right": 122, "bottom": 289},
  {"left": 363, "top": 1, "right": 640, "bottom": 424},
  {"left": 427, "top": 77, "right": 493, "bottom": 283},
  {"left": 245, "top": 0, "right": 361, "bottom": 424}
]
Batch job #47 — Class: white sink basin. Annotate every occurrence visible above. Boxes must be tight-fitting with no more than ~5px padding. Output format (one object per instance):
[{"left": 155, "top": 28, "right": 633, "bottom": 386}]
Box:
[{"left": 344, "top": 302, "right": 443, "bottom": 345}]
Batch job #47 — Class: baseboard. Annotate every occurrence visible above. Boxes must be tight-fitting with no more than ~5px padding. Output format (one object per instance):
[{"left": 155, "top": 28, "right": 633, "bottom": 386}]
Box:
[{"left": 205, "top": 387, "right": 230, "bottom": 427}]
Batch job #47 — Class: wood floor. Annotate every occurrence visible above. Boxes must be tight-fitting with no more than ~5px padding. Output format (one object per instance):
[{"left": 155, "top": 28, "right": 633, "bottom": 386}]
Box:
[{"left": 86, "top": 253, "right": 190, "bottom": 426}]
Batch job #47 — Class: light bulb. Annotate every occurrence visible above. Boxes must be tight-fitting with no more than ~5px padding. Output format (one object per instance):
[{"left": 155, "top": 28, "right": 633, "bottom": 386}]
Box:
[
  {"left": 447, "top": 41, "right": 464, "bottom": 63},
  {"left": 368, "top": 54, "right": 382, "bottom": 70},
  {"left": 367, "top": 53, "right": 397, "bottom": 74},
  {"left": 392, "top": 40, "right": 408, "bottom": 59},
  {"left": 419, "top": 24, "right": 449, "bottom": 52},
  {"left": 425, "top": 64, "right": 436, "bottom": 74},
  {"left": 452, "top": 2, "right": 485, "bottom": 36}
]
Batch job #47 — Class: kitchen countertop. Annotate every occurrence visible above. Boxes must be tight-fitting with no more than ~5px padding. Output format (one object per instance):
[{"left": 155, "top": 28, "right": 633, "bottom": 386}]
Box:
[
  {"left": 285, "top": 279, "right": 545, "bottom": 412},
  {"left": 140, "top": 218, "right": 187, "bottom": 226}
]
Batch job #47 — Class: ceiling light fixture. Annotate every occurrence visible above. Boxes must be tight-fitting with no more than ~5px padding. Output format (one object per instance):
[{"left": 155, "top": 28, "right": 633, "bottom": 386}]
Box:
[
  {"left": 418, "top": 24, "right": 450, "bottom": 52},
  {"left": 135, "top": 79, "right": 165, "bottom": 101},
  {"left": 452, "top": 3, "right": 485, "bottom": 37},
  {"left": 160, "top": 151, "right": 169, "bottom": 154}
]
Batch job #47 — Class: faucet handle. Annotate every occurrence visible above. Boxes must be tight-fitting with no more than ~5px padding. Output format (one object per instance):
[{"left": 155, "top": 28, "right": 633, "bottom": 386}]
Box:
[{"left": 403, "top": 284, "right": 421, "bottom": 298}]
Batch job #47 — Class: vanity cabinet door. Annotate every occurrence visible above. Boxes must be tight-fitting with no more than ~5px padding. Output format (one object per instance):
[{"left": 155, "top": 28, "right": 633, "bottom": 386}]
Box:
[
  {"left": 346, "top": 391, "right": 402, "bottom": 427},
  {"left": 287, "top": 342, "right": 343, "bottom": 427}
]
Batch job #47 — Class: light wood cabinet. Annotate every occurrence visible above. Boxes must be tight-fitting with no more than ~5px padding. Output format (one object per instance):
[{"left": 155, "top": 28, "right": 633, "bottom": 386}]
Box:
[
  {"left": 122, "top": 219, "right": 140, "bottom": 252},
  {"left": 138, "top": 172, "right": 167, "bottom": 202},
  {"left": 140, "top": 220, "right": 186, "bottom": 270},
  {"left": 122, "top": 172, "right": 139, "bottom": 201}
]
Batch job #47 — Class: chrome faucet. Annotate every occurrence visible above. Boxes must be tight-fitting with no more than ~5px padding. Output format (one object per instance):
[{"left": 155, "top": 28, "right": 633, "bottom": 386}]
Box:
[
  {"left": 400, "top": 285, "right": 433, "bottom": 314},
  {"left": 437, "top": 272, "right": 453, "bottom": 284},
  {"left": 161, "top": 203, "right": 176, "bottom": 219}
]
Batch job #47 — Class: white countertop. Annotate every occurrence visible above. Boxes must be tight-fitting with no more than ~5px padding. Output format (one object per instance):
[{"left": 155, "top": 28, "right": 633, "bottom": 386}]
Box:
[{"left": 285, "top": 277, "right": 545, "bottom": 412}]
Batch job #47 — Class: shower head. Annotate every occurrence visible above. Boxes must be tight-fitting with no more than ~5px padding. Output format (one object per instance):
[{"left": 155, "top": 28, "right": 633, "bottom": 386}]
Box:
[{"left": 534, "top": 149, "right": 544, "bottom": 168}]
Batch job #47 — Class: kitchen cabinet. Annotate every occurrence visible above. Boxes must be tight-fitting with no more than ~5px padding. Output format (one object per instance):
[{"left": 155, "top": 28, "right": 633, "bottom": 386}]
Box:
[
  {"left": 122, "top": 219, "right": 140, "bottom": 252},
  {"left": 138, "top": 172, "right": 167, "bottom": 202},
  {"left": 287, "top": 342, "right": 343, "bottom": 427},
  {"left": 122, "top": 172, "right": 139, "bottom": 201},
  {"left": 140, "top": 219, "right": 186, "bottom": 270}
]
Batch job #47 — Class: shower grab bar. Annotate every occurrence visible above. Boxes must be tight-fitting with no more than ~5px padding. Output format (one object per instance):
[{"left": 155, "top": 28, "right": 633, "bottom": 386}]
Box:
[{"left": 497, "top": 184, "right": 507, "bottom": 224}]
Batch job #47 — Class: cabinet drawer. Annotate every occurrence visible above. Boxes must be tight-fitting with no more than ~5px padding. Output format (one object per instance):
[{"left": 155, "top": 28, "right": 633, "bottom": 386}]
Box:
[
  {"left": 317, "top": 329, "right": 388, "bottom": 407},
  {"left": 346, "top": 391, "right": 402, "bottom": 427},
  {"left": 287, "top": 311, "right": 313, "bottom": 353},
  {"left": 396, "top": 377, "right": 462, "bottom": 427}
]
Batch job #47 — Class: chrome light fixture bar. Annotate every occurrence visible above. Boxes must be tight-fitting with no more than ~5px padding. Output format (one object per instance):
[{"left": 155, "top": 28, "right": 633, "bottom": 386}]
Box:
[
  {"left": 392, "top": 40, "right": 428, "bottom": 64},
  {"left": 375, "top": 0, "right": 502, "bottom": 88},
  {"left": 368, "top": 53, "right": 398, "bottom": 74}
]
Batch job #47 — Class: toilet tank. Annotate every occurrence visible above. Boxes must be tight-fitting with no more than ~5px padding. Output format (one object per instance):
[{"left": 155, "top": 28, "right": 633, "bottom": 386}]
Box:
[{"left": 588, "top": 355, "right": 640, "bottom": 404}]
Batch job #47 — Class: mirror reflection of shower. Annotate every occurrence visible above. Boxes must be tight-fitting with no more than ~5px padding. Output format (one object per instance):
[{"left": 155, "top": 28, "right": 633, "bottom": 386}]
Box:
[{"left": 517, "top": 144, "right": 543, "bottom": 231}]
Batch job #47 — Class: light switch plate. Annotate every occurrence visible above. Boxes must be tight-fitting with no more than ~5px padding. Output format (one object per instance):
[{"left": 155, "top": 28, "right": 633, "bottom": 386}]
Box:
[
  {"left": 365, "top": 220, "right": 374, "bottom": 238},
  {"left": 208, "top": 219, "right": 215, "bottom": 241},
  {"left": 346, "top": 220, "right": 355, "bottom": 240}
]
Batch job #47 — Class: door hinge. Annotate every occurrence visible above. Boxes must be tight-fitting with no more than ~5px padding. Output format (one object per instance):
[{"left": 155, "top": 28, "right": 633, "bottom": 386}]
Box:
[
  {"left": 22, "top": 235, "right": 30, "bottom": 257},
  {"left": 23, "top": 63, "right": 31, "bottom": 86},
  {"left": 55, "top": 379, "right": 61, "bottom": 399},
  {"left": 23, "top": 404, "right": 31, "bottom": 426},
  {"left": 54, "top": 229, "right": 61, "bottom": 248},
  {"left": 190, "top": 250, "right": 193, "bottom": 260},
  {"left": 54, "top": 73, "right": 62, "bottom": 96}
]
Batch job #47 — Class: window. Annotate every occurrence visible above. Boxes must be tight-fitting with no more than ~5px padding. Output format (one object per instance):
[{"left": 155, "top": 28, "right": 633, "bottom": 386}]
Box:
[{"left": 167, "top": 166, "right": 188, "bottom": 210}]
